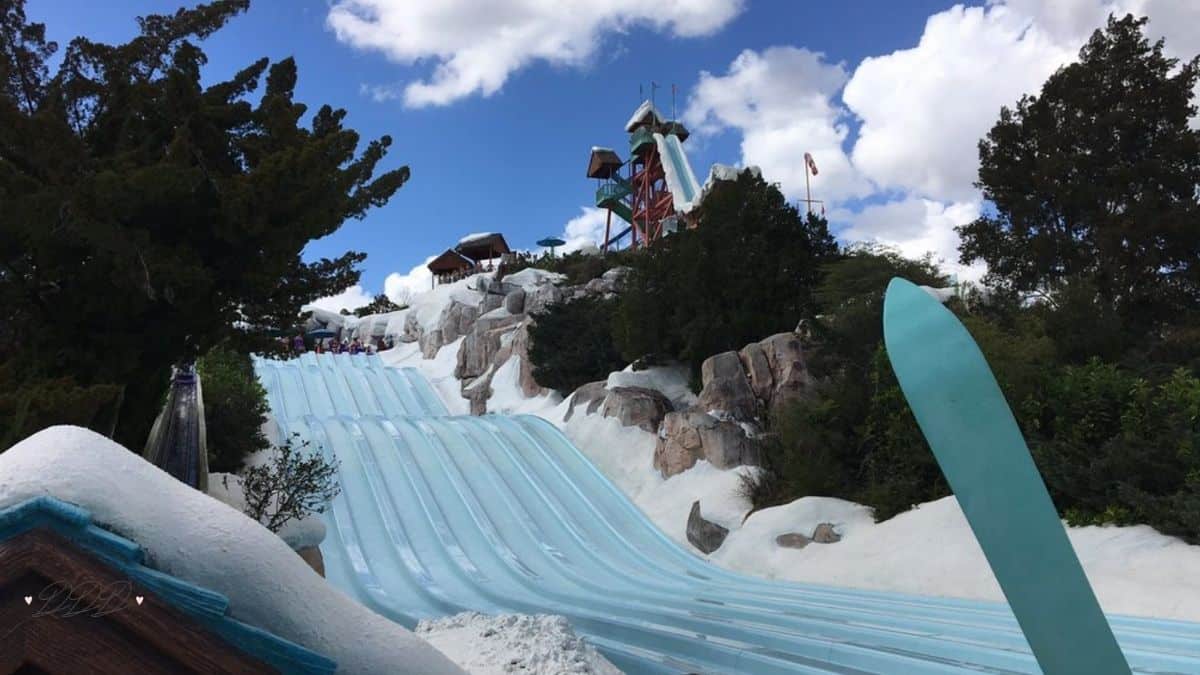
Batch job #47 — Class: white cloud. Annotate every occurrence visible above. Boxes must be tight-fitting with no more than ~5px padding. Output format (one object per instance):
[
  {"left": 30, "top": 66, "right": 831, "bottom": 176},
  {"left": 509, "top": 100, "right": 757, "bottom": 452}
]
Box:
[
  {"left": 307, "top": 284, "right": 374, "bottom": 313},
  {"left": 685, "top": 46, "right": 869, "bottom": 203},
  {"left": 554, "top": 206, "right": 609, "bottom": 254},
  {"left": 384, "top": 255, "right": 438, "bottom": 304},
  {"left": 690, "top": 0, "right": 1199, "bottom": 276},
  {"left": 327, "top": 0, "right": 745, "bottom": 108},
  {"left": 833, "top": 198, "right": 986, "bottom": 282},
  {"left": 844, "top": 4, "right": 1077, "bottom": 202}
]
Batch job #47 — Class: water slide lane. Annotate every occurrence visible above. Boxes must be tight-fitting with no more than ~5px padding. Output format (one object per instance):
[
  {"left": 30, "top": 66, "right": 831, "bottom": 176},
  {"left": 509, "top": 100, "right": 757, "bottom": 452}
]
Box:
[{"left": 254, "top": 354, "right": 1200, "bottom": 674}]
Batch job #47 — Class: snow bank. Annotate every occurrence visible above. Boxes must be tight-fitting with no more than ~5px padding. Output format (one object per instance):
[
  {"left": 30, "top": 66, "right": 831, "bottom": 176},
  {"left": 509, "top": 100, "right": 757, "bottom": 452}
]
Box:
[
  {"left": 0, "top": 426, "right": 466, "bottom": 675},
  {"left": 624, "top": 100, "right": 662, "bottom": 132},
  {"left": 417, "top": 612, "right": 621, "bottom": 675},
  {"left": 605, "top": 363, "right": 697, "bottom": 410},
  {"left": 458, "top": 232, "right": 496, "bottom": 245},
  {"left": 486, "top": 356, "right": 561, "bottom": 416}
]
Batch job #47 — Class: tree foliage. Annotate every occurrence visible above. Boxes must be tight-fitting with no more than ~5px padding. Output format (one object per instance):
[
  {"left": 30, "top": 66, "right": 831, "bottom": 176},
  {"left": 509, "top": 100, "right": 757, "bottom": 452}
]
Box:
[
  {"left": 529, "top": 295, "right": 625, "bottom": 394},
  {"left": 614, "top": 170, "right": 838, "bottom": 376},
  {"left": 352, "top": 293, "right": 405, "bottom": 317},
  {"left": 958, "top": 14, "right": 1200, "bottom": 333},
  {"left": 197, "top": 344, "right": 269, "bottom": 473},
  {"left": 0, "top": 0, "right": 408, "bottom": 448},
  {"left": 236, "top": 432, "right": 341, "bottom": 534}
]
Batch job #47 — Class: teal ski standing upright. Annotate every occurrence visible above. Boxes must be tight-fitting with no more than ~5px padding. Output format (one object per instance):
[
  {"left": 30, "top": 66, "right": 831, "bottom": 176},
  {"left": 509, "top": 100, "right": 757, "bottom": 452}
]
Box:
[{"left": 882, "top": 277, "right": 1130, "bottom": 675}]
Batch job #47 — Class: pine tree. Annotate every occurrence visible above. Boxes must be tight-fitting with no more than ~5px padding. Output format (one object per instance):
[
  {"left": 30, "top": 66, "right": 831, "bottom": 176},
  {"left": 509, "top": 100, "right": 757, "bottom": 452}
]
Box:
[
  {"left": 958, "top": 14, "right": 1200, "bottom": 334},
  {"left": 0, "top": 0, "right": 410, "bottom": 448}
]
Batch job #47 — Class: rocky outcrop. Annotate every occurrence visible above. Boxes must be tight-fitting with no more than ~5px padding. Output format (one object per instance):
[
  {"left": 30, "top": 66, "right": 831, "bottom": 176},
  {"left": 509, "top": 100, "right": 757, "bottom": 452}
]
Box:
[
  {"left": 407, "top": 299, "right": 480, "bottom": 358},
  {"left": 297, "top": 546, "right": 325, "bottom": 577},
  {"left": 811, "top": 522, "right": 841, "bottom": 544},
  {"left": 697, "top": 351, "right": 759, "bottom": 421},
  {"left": 504, "top": 288, "right": 526, "bottom": 314},
  {"left": 600, "top": 386, "right": 672, "bottom": 433},
  {"left": 563, "top": 381, "right": 609, "bottom": 423},
  {"left": 775, "top": 533, "right": 810, "bottom": 549},
  {"left": 686, "top": 501, "right": 729, "bottom": 554},
  {"left": 654, "top": 411, "right": 759, "bottom": 477},
  {"left": 775, "top": 523, "right": 840, "bottom": 550},
  {"left": 758, "top": 332, "right": 814, "bottom": 415}
]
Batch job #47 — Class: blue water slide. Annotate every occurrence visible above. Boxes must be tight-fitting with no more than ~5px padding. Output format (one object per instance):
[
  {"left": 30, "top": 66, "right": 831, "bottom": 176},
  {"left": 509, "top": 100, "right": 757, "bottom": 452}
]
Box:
[{"left": 253, "top": 353, "right": 1200, "bottom": 674}]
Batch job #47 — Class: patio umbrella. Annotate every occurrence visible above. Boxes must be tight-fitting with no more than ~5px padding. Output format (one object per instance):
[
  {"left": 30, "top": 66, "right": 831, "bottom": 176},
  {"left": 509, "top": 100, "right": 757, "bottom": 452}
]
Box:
[{"left": 537, "top": 237, "right": 566, "bottom": 257}]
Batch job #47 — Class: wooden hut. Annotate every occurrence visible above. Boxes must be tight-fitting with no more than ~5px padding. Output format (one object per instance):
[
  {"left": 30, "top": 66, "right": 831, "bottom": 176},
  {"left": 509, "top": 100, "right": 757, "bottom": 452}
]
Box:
[
  {"left": 454, "top": 233, "right": 511, "bottom": 269},
  {"left": 426, "top": 249, "right": 476, "bottom": 287}
]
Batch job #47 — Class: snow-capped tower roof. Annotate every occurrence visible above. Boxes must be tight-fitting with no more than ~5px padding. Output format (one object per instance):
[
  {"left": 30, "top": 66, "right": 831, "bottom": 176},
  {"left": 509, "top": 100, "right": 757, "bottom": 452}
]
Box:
[{"left": 624, "top": 100, "right": 664, "bottom": 132}]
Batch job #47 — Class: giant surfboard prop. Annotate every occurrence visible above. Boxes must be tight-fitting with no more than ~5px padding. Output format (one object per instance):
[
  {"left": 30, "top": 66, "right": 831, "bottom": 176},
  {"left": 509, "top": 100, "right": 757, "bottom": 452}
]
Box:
[{"left": 882, "top": 277, "right": 1130, "bottom": 675}]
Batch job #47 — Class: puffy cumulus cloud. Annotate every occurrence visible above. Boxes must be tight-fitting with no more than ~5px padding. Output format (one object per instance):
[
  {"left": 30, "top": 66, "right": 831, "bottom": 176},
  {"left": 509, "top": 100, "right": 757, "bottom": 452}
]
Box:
[
  {"left": 306, "top": 284, "right": 374, "bottom": 313},
  {"left": 834, "top": 198, "right": 987, "bottom": 281},
  {"left": 844, "top": 1, "right": 1200, "bottom": 201},
  {"left": 327, "top": 0, "right": 744, "bottom": 107},
  {"left": 554, "top": 206, "right": 609, "bottom": 254},
  {"left": 684, "top": 47, "right": 870, "bottom": 203},
  {"left": 384, "top": 255, "right": 438, "bottom": 304},
  {"left": 844, "top": 4, "right": 1077, "bottom": 202}
]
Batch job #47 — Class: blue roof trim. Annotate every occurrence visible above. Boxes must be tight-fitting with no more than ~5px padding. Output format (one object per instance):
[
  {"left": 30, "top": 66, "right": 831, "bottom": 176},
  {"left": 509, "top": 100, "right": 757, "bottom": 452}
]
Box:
[{"left": 0, "top": 496, "right": 337, "bottom": 675}]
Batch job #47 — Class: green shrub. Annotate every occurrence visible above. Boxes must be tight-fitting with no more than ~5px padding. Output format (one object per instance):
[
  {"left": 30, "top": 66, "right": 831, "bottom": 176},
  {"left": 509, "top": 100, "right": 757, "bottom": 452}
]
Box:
[
  {"left": 198, "top": 345, "right": 270, "bottom": 473},
  {"left": 1030, "top": 363, "right": 1200, "bottom": 541},
  {"left": 529, "top": 296, "right": 626, "bottom": 394},
  {"left": 0, "top": 361, "right": 124, "bottom": 451}
]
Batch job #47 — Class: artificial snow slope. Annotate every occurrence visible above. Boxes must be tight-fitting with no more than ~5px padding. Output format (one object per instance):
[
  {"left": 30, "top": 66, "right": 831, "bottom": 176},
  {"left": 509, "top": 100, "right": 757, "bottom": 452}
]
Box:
[{"left": 254, "top": 353, "right": 1200, "bottom": 675}]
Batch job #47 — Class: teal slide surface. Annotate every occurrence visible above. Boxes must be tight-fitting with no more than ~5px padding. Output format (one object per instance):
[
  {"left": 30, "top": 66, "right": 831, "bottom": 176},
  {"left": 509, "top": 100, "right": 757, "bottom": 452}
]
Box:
[{"left": 255, "top": 352, "right": 1200, "bottom": 674}]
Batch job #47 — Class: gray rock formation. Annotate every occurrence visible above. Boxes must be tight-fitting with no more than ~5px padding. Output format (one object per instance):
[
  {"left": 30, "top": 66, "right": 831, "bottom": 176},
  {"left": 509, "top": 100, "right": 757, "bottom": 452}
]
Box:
[
  {"left": 654, "top": 411, "right": 759, "bottom": 477},
  {"left": 775, "top": 533, "right": 811, "bottom": 549},
  {"left": 504, "top": 288, "right": 526, "bottom": 314},
  {"left": 759, "top": 332, "right": 814, "bottom": 414},
  {"left": 563, "top": 381, "right": 609, "bottom": 423},
  {"left": 600, "top": 386, "right": 673, "bottom": 433},
  {"left": 811, "top": 522, "right": 841, "bottom": 544},
  {"left": 526, "top": 283, "right": 564, "bottom": 315},
  {"left": 297, "top": 546, "right": 325, "bottom": 577},
  {"left": 686, "top": 500, "right": 729, "bottom": 554},
  {"left": 697, "top": 351, "right": 759, "bottom": 421}
]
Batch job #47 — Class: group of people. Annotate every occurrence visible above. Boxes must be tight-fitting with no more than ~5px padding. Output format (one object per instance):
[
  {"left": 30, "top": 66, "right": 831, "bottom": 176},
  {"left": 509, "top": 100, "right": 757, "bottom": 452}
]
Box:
[
  {"left": 316, "top": 338, "right": 370, "bottom": 355},
  {"left": 288, "top": 333, "right": 395, "bottom": 356}
]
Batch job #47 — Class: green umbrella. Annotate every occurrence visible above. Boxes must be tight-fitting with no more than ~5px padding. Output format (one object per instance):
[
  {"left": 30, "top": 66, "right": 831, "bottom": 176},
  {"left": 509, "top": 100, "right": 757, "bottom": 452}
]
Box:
[{"left": 537, "top": 237, "right": 566, "bottom": 257}]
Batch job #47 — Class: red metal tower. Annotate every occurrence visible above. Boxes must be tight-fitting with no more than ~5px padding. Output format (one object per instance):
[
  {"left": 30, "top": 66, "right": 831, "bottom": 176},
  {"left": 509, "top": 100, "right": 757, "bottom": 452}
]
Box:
[{"left": 588, "top": 101, "right": 690, "bottom": 252}]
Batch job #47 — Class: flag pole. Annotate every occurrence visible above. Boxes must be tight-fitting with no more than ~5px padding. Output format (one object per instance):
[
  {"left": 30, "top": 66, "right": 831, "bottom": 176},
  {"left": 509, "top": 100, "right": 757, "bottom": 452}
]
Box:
[{"left": 804, "top": 160, "right": 812, "bottom": 216}]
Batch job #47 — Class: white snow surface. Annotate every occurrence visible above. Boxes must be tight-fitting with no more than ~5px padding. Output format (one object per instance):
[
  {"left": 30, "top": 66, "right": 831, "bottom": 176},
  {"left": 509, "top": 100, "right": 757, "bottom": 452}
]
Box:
[
  {"left": 417, "top": 612, "right": 621, "bottom": 675},
  {"left": 458, "top": 232, "right": 497, "bottom": 245},
  {"left": 605, "top": 363, "right": 697, "bottom": 410},
  {"left": 0, "top": 426, "right": 467, "bottom": 675},
  {"left": 624, "top": 100, "right": 662, "bottom": 132},
  {"left": 487, "top": 356, "right": 561, "bottom": 416}
]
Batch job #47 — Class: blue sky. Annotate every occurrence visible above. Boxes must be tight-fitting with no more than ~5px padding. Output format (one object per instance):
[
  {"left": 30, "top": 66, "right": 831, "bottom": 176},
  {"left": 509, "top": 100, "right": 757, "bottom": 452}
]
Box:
[{"left": 25, "top": 0, "right": 1200, "bottom": 309}]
